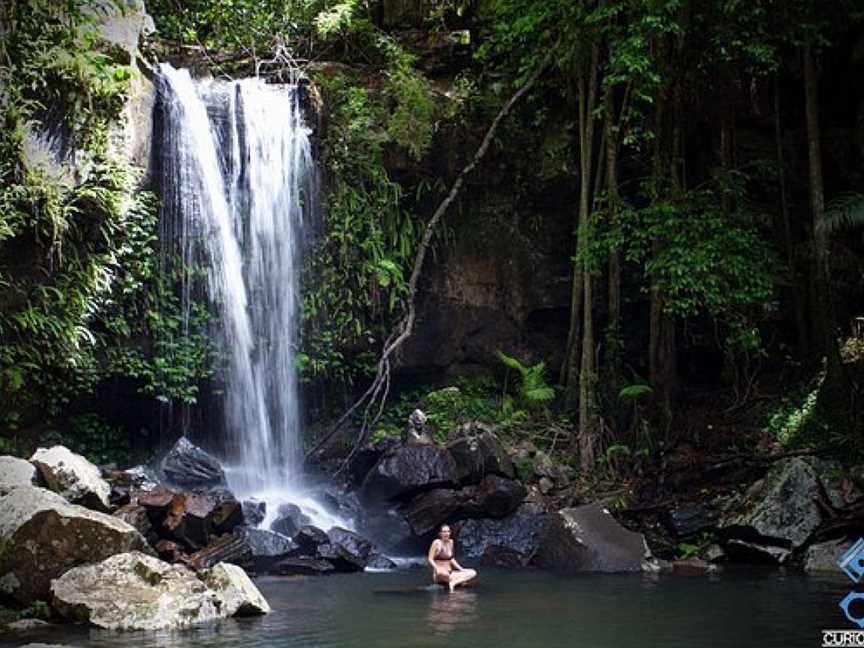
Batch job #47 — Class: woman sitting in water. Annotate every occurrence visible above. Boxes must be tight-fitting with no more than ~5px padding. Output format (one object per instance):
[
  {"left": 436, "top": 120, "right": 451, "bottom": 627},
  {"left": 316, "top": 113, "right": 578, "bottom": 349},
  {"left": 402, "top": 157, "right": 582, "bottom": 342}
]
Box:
[{"left": 428, "top": 524, "right": 477, "bottom": 592}]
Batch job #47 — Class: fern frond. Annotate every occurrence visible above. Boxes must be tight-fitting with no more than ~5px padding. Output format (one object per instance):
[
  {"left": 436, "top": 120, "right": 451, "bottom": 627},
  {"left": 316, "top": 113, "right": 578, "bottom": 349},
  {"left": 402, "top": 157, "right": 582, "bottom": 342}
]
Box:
[
  {"left": 496, "top": 350, "right": 527, "bottom": 375},
  {"left": 824, "top": 192, "right": 864, "bottom": 234}
]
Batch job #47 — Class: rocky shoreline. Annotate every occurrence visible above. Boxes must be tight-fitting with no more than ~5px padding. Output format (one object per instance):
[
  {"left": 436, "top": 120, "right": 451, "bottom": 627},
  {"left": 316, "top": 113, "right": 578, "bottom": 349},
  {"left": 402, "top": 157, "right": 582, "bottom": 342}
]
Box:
[{"left": 1, "top": 419, "right": 856, "bottom": 636}]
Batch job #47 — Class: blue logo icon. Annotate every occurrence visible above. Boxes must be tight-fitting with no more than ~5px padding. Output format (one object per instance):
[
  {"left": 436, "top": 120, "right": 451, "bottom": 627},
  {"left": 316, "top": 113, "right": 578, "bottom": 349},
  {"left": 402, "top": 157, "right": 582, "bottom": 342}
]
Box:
[
  {"left": 839, "top": 538, "right": 864, "bottom": 583},
  {"left": 840, "top": 592, "right": 864, "bottom": 628}
]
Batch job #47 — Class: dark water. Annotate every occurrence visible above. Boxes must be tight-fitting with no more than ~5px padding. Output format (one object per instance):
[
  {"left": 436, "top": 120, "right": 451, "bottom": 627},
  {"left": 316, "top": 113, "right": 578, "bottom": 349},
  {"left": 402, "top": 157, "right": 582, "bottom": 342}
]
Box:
[{"left": 2, "top": 567, "right": 850, "bottom": 647}]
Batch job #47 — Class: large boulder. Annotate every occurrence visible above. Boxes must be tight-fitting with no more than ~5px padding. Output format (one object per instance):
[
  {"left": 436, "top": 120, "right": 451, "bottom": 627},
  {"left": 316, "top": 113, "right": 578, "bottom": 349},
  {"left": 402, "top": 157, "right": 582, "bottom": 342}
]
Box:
[
  {"left": 720, "top": 457, "right": 825, "bottom": 562},
  {"left": 454, "top": 503, "right": 549, "bottom": 562},
  {"left": 294, "top": 525, "right": 330, "bottom": 555},
  {"left": 361, "top": 443, "right": 458, "bottom": 502},
  {"left": 51, "top": 552, "right": 228, "bottom": 630},
  {"left": 803, "top": 538, "right": 847, "bottom": 574},
  {"left": 324, "top": 527, "right": 373, "bottom": 571},
  {"left": 446, "top": 423, "right": 516, "bottom": 485},
  {"left": 271, "top": 503, "right": 310, "bottom": 538},
  {"left": 235, "top": 526, "right": 300, "bottom": 573},
  {"left": 347, "top": 437, "right": 401, "bottom": 486},
  {"left": 199, "top": 563, "right": 271, "bottom": 616},
  {"left": 533, "top": 504, "right": 650, "bottom": 573},
  {"left": 272, "top": 557, "right": 336, "bottom": 576},
  {"left": 160, "top": 437, "right": 226, "bottom": 490},
  {"left": 0, "top": 456, "right": 40, "bottom": 494},
  {"left": 400, "top": 489, "right": 465, "bottom": 536},
  {"left": 30, "top": 446, "right": 111, "bottom": 511},
  {"left": 468, "top": 475, "right": 526, "bottom": 518},
  {"left": 0, "top": 487, "right": 149, "bottom": 604}
]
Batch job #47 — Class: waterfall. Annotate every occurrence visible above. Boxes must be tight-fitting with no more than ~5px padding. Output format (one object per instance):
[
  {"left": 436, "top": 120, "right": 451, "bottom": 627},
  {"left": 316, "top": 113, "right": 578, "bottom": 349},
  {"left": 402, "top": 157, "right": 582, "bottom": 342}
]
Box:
[{"left": 158, "top": 64, "right": 343, "bottom": 529}]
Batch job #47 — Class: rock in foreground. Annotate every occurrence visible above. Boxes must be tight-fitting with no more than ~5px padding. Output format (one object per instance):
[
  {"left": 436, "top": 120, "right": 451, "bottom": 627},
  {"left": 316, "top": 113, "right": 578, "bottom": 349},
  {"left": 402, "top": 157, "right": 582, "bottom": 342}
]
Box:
[
  {"left": 534, "top": 504, "right": 650, "bottom": 572},
  {"left": 0, "top": 487, "right": 149, "bottom": 604},
  {"left": 0, "top": 456, "right": 40, "bottom": 495},
  {"left": 720, "top": 457, "right": 826, "bottom": 563},
  {"left": 51, "top": 552, "right": 270, "bottom": 630},
  {"left": 30, "top": 446, "right": 111, "bottom": 511}
]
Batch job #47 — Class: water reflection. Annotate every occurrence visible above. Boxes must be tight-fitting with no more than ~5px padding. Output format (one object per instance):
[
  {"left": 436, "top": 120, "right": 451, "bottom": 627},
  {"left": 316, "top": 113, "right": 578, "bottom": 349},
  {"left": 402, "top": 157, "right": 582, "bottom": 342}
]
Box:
[{"left": 425, "top": 589, "right": 479, "bottom": 638}]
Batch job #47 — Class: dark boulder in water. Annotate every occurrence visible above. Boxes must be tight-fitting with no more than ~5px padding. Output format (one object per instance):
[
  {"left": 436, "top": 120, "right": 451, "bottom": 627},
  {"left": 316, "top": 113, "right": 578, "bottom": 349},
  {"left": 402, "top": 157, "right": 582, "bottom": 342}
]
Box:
[
  {"left": 160, "top": 437, "right": 226, "bottom": 490},
  {"left": 480, "top": 544, "right": 529, "bottom": 568},
  {"left": 533, "top": 504, "right": 649, "bottom": 573},
  {"left": 271, "top": 503, "right": 311, "bottom": 538},
  {"left": 294, "top": 524, "right": 330, "bottom": 555},
  {"left": 454, "top": 503, "right": 549, "bottom": 562},
  {"left": 272, "top": 557, "right": 336, "bottom": 576},
  {"left": 361, "top": 443, "right": 458, "bottom": 502},
  {"left": 325, "top": 526, "right": 373, "bottom": 570},
  {"left": 235, "top": 526, "right": 300, "bottom": 572},
  {"left": 366, "top": 553, "right": 398, "bottom": 570}
]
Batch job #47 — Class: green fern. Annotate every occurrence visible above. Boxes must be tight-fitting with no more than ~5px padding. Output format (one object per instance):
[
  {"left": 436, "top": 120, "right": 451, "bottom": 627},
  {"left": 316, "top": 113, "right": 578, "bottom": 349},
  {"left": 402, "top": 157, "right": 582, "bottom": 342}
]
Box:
[
  {"left": 496, "top": 351, "right": 556, "bottom": 407},
  {"left": 823, "top": 192, "right": 864, "bottom": 234}
]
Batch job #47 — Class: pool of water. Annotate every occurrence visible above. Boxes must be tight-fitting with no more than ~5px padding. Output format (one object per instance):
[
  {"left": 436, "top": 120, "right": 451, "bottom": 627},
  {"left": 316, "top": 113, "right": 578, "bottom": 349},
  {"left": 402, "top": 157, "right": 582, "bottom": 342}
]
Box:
[{"left": 2, "top": 567, "right": 850, "bottom": 647}]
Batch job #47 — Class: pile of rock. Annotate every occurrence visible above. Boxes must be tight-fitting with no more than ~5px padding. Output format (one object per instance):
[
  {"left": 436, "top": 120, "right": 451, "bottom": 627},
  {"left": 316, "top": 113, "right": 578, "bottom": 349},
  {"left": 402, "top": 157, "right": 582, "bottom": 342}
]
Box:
[
  {"left": 349, "top": 421, "right": 655, "bottom": 572},
  {"left": 0, "top": 442, "right": 271, "bottom": 631}
]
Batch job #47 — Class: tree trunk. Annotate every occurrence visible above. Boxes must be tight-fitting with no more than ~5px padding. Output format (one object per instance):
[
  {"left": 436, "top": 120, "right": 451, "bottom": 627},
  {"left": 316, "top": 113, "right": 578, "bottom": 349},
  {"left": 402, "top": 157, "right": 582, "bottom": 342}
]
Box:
[
  {"left": 803, "top": 41, "right": 840, "bottom": 371},
  {"left": 774, "top": 73, "right": 809, "bottom": 355},
  {"left": 576, "top": 43, "right": 602, "bottom": 469},
  {"left": 604, "top": 85, "right": 622, "bottom": 416}
]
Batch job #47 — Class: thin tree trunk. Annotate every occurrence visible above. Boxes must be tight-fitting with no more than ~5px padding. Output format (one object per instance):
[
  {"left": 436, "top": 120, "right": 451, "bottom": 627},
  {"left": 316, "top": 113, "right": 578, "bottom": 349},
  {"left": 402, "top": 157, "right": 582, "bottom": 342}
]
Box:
[
  {"left": 604, "top": 85, "right": 622, "bottom": 416},
  {"left": 803, "top": 42, "right": 841, "bottom": 373},
  {"left": 774, "top": 73, "right": 809, "bottom": 354},
  {"left": 577, "top": 42, "right": 602, "bottom": 469}
]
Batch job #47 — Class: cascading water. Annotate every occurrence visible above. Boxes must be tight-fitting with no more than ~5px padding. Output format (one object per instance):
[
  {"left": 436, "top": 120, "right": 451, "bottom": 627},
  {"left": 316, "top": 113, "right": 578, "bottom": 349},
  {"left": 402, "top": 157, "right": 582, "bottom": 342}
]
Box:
[{"left": 158, "top": 64, "right": 346, "bottom": 530}]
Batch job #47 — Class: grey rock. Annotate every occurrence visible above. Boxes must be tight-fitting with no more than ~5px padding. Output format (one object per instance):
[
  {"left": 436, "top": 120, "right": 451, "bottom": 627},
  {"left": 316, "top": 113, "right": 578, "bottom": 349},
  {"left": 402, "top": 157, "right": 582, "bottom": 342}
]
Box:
[
  {"left": 271, "top": 503, "right": 309, "bottom": 538},
  {"left": 366, "top": 553, "right": 398, "bottom": 570},
  {"left": 113, "top": 503, "right": 152, "bottom": 536},
  {"left": 720, "top": 457, "right": 824, "bottom": 556},
  {"left": 326, "top": 527, "right": 373, "bottom": 570},
  {"left": 160, "top": 437, "right": 226, "bottom": 490},
  {"left": 235, "top": 526, "right": 299, "bottom": 572},
  {"left": 241, "top": 499, "right": 267, "bottom": 527},
  {"left": 534, "top": 504, "right": 649, "bottom": 573},
  {"left": 51, "top": 552, "right": 222, "bottom": 630},
  {"left": 0, "top": 456, "right": 39, "bottom": 494},
  {"left": 199, "top": 562, "right": 271, "bottom": 616},
  {"left": 804, "top": 538, "right": 848, "bottom": 574},
  {"left": 5, "top": 618, "right": 52, "bottom": 632},
  {"left": 0, "top": 486, "right": 149, "bottom": 604},
  {"left": 30, "top": 446, "right": 111, "bottom": 511}
]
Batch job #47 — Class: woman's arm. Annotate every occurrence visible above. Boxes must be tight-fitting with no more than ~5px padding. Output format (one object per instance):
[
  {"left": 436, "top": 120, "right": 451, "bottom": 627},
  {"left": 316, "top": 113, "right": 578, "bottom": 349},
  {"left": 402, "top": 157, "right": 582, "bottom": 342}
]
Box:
[
  {"left": 428, "top": 540, "right": 441, "bottom": 569},
  {"left": 450, "top": 557, "right": 464, "bottom": 571}
]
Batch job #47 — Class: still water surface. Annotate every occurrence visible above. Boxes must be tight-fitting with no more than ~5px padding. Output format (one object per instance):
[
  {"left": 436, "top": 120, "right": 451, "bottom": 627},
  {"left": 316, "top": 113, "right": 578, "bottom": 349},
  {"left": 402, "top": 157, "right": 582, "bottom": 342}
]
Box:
[{"left": 2, "top": 567, "right": 848, "bottom": 647}]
